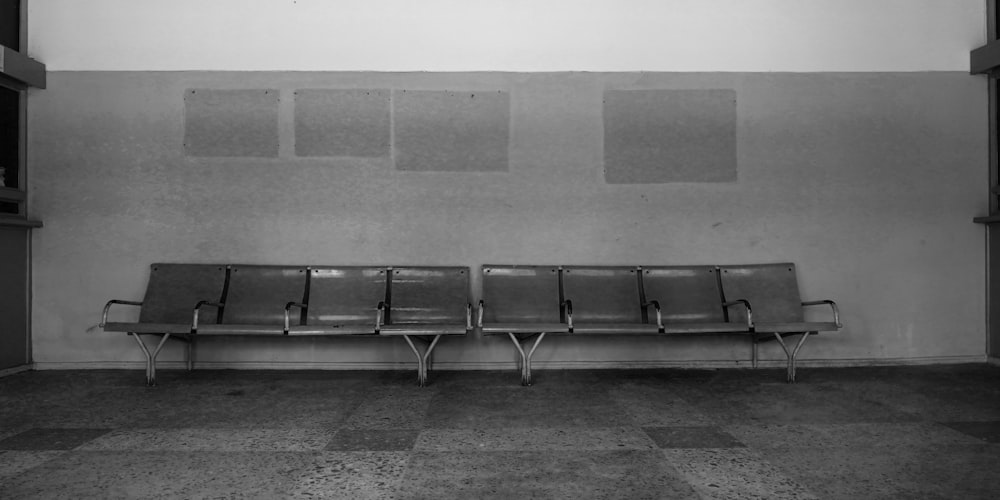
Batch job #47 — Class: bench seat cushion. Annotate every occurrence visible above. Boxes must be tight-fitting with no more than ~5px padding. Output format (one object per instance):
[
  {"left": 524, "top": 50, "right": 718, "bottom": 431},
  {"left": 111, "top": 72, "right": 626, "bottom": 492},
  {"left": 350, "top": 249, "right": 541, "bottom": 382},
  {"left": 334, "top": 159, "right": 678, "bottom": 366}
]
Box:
[
  {"left": 662, "top": 322, "right": 753, "bottom": 335},
  {"left": 287, "top": 325, "right": 378, "bottom": 336},
  {"left": 379, "top": 324, "right": 469, "bottom": 336},
  {"left": 196, "top": 324, "right": 285, "bottom": 335},
  {"left": 103, "top": 322, "right": 193, "bottom": 335},
  {"left": 481, "top": 323, "right": 570, "bottom": 334},
  {"left": 754, "top": 322, "right": 840, "bottom": 334},
  {"left": 570, "top": 323, "right": 661, "bottom": 335}
]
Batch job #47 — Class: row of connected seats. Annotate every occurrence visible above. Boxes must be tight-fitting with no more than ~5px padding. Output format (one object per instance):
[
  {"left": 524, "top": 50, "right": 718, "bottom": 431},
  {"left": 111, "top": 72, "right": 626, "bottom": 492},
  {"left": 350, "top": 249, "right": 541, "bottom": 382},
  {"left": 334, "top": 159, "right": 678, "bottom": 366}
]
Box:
[
  {"left": 102, "top": 264, "right": 472, "bottom": 386},
  {"left": 102, "top": 262, "right": 840, "bottom": 387},
  {"left": 478, "top": 263, "right": 841, "bottom": 385}
]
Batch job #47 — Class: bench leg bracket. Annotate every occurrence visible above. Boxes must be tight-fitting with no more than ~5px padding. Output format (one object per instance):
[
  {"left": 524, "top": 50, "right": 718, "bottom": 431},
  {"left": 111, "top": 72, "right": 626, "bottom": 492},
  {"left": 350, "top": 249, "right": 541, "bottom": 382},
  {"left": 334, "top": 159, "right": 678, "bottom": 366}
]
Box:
[
  {"left": 130, "top": 333, "right": 171, "bottom": 386},
  {"left": 507, "top": 332, "right": 546, "bottom": 386},
  {"left": 772, "top": 332, "right": 811, "bottom": 383},
  {"left": 186, "top": 338, "right": 194, "bottom": 372},
  {"left": 402, "top": 335, "right": 442, "bottom": 387}
]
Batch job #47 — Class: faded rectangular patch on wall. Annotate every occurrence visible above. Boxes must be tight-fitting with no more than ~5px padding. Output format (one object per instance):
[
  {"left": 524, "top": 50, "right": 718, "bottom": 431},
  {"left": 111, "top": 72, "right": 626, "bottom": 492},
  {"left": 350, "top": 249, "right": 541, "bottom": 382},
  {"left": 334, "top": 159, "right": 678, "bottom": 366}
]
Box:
[
  {"left": 603, "top": 89, "right": 736, "bottom": 183},
  {"left": 294, "top": 89, "right": 391, "bottom": 157},
  {"left": 394, "top": 90, "right": 509, "bottom": 172},
  {"left": 184, "top": 89, "right": 279, "bottom": 158}
]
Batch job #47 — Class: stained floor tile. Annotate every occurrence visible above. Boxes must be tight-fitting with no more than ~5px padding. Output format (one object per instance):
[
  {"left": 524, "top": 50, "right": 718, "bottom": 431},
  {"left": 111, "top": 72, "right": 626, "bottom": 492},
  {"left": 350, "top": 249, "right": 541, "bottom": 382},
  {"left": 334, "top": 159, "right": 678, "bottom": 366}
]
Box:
[
  {"left": 325, "top": 429, "right": 420, "bottom": 451},
  {"left": 757, "top": 443, "right": 1000, "bottom": 499},
  {"left": 914, "top": 444, "right": 1000, "bottom": 498},
  {"left": 343, "top": 387, "right": 435, "bottom": 429},
  {"left": 681, "top": 382, "right": 917, "bottom": 425},
  {"left": 78, "top": 428, "right": 333, "bottom": 451},
  {"left": 286, "top": 451, "right": 409, "bottom": 499},
  {"left": 0, "top": 365, "right": 998, "bottom": 498},
  {"left": 124, "top": 394, "right": 362, "bottom": 429},
  {"left": 0, "top": 451, "right": 312, "bottom": 498},
  {"left": 822, "top": 379, "right": 1000, "bottom": 422},
  {"left": 398, "top": 450, "right": 700, "bottom": 499},
  {"left": 0, "top": 422, "right": 30, "bottom": 441},
  {"left": 728, "top": 422, "right": 985, "bottom": 450},
  {"left": 0, "top": 450, "right": 65, "bottom": 480},
  {"left": 644, "top": 426, "right": 745, "bottom": 449},
  {"left": 0, "top": 428, "right": 112, "bottom": 450},
  {"left": 415, "top": 427, "right": 657, "bottom": 451},
  {"left": 663, "top": 448, "right": 819, "bottom": 499},
  {"left": 425, "top": 386, "right": 628, "bottom": 429},
  {"left": 940, "top": 420, "right": 1000, "bottom": 443},
  {"left": 610, "top": 384, "right": 714, "bottom": 426}
]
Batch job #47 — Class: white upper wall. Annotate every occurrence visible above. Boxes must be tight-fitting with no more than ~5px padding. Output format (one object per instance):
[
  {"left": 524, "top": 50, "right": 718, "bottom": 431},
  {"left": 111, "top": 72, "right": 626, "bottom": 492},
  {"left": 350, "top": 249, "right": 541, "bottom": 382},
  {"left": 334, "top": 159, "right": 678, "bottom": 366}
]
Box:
[{"left": 28, "top": 0, "right": 986, "bottom": 72}]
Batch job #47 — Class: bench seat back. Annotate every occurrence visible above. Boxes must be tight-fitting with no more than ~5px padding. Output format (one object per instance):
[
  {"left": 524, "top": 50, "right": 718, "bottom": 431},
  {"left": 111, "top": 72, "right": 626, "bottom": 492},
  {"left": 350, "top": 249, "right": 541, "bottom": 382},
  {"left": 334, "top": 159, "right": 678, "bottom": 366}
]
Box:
[
  {"left": 221, "top": 265, "right": 308, "bottom": 325},
  {"left": 388, "top": 267, "right": 469, "bottom": 325},
  {"left": 481, "top": 265, "right": 561, "bottom": 324},
  {"left": 719, "top": 263, "right": 805, "bottom": 324},
  {"left": 138, "top": 264, "right": 227, "bottom": 324},
  {"left": 641, "top": 266, "right": 726, "bottom": 324},
  {"left": 305, "top": 267, "right": 388, "bottom": 326},
  {"left": 562, "top": 266, "right": 643, "bottom": 324}
]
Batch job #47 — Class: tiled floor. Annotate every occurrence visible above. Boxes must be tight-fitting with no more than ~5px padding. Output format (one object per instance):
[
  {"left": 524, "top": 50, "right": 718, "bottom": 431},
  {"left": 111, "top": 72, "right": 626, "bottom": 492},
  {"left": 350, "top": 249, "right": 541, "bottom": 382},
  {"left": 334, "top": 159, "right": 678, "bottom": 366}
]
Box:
[{"left": 1, "top": 364, "right": 999, "bottom": 499}]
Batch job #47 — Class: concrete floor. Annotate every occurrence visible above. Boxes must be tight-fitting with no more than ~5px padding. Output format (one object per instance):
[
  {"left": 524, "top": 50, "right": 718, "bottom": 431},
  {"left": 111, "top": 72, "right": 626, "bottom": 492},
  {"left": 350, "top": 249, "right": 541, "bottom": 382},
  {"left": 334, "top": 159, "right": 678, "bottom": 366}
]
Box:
[{"left": 0, "top": 364, "right": 998, "bottom": 499}]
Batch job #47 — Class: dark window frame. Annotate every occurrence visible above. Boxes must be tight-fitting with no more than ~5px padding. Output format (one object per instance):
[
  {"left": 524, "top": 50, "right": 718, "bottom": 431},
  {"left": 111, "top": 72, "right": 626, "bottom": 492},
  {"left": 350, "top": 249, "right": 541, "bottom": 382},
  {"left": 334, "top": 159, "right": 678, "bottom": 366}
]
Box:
[
  {"left": 990, "top": 0, "right": 999, "bottom": 215},
  {"left": 0, "top": 0, "right": 26, "bottom": 218}
]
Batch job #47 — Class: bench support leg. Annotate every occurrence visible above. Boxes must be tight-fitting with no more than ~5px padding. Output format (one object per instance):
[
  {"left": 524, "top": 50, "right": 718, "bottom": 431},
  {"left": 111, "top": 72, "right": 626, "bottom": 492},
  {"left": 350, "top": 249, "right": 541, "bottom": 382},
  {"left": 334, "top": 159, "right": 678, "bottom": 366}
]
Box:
[
  {"left": 130, "top": 333, "right": 171, "bottom": 386},
  {"left": 772, "top": 332, "right": 811, "bottom": 383},
  {"left": 752, "top": 337, "right": 759, "bottom": 369},
  {"left": 186, "top": 339, "right": 194, "bottom": 372},
  {"left": 507, "top": 332, "right": 546, "bottom": 386},
  {"left": 402, "top": 335, "right": 442, "bottom": 387}
]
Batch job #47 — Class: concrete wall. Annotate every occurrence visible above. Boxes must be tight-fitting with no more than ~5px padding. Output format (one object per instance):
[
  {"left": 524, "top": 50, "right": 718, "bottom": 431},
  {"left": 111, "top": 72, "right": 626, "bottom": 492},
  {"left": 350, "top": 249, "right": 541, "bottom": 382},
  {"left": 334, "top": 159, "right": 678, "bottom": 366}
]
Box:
[
  {"left": 24, "top": 1, "right": 990, "bottom": 369},
  {"left": 27, "top": 71, "right": 987, "bottom": 369},
  {"left": 27, "top": 0, "right": 985, "bottom": 72}
]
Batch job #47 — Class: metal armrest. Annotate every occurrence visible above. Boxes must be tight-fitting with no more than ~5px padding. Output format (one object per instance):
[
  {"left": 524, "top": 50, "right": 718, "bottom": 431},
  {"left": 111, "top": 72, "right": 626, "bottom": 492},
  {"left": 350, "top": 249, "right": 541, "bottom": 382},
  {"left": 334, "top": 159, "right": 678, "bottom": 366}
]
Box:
[
  {"left": 375, "top": 301, "right": 386, "bottom": 333},
  {"left": 466, "top": 303, "right": 473, "bottom": 331},
  {"left": 284, "top": 302, "right": 307, "bottom": 334},
  {"left": 802, "top": 299, "right": 842, "bottom": 327},
  {"left": 477, "top": 300, "right": 485, "bottom": 328},
  {"left": 192, "top": 300, "right": 224, "bottom": 332},
  {"left": 100, "top": 299, "right": 143, "bottom": 328},
  {"left": 561, "top": 299, "right": 574, "bottom": 332},
  {"left": 643, "top": 300, "right": 664, "bottom": 332},
  {"left": 723, "top": 299, "right": 754, "bottom": 328}
]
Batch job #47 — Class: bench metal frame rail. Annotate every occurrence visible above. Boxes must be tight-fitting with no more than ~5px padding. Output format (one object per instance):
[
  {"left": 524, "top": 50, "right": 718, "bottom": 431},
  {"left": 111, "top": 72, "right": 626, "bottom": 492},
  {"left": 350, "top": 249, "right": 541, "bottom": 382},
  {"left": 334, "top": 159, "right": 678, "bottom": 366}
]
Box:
[
  {"left": 101, "top": 298, "right": 194, "bottom": 386},
  {"left": 720, "top": 264, "right": 841, "bottom": 383},
  {"left": 382, "top": 267, "right": 473, "bottom": 386},
  {"left": 101, "top": 264, "right": 473, "bottom": 386},
  {"left": 480, "top": 264, "right": 841, "bottom": 385},
  {"left": 100, "top": 263, "right": 226, "bottom": 385},
  {"left": 752, "top": 300, "right": 842, "bottom": 382}
]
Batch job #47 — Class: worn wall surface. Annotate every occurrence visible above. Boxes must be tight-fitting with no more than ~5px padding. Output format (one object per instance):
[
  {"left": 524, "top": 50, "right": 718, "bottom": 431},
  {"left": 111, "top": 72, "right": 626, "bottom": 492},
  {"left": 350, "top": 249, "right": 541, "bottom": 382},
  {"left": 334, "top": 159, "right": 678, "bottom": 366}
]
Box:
[
  {"left": 26, "top": 71, "right": 987, "bottom": 369},
  {"left": 27, "top": 0, "right": 984, "bottom": 72}
]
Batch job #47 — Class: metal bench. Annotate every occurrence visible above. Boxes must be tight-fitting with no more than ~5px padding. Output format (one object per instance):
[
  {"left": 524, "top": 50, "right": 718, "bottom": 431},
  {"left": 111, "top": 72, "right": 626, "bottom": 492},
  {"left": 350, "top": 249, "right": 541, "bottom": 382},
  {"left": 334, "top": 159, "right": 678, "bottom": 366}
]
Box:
[
  {"left": 284, "top": 266, "right": 386, "bottom": 336},
  {"left": 478, "top": 265, "right": 566, "bottom": 385},
  {"left": 480, "top": 264, "right": 838, "bottom": 384},
  {"left": 101, "top": 263, "right": 227, "bottom": 385},
  {"left": 194, "top": 265, "right": 308, "bottom": 336},
  {"left": 641, "top": 266, "right": 751, "bottom": 336},
  {"left": 562, "top": 266, "right": 661, "bottom": 335},
  {"left": 102, "top": 264, "right": 471, "bottom": 386},
  {"left": 719, "top": 263, "right": 841, "bottom": 382},
  {"left": 379, "top": 266, "right": 473, "bottom": 386}
]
